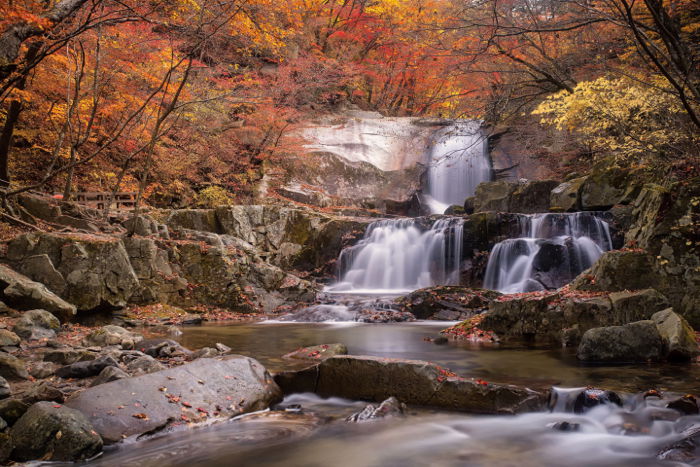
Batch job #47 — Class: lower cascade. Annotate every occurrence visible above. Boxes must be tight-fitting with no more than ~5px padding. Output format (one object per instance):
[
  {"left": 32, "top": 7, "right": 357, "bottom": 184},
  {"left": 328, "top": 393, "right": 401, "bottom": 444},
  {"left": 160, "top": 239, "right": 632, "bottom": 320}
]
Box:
[
  {"left": 327, "top": 217, "right": 463, "bottom": 293},
  {"left": 484, "top": 212, "right": 613, "bottom": 293}
]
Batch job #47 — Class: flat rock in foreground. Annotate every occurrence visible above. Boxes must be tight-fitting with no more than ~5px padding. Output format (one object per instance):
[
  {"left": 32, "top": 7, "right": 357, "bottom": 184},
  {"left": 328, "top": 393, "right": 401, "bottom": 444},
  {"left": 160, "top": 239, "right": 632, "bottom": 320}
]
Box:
[
  {"left": 275, "top": 355, "right": 547, "bottom": 414},
  {"left": 66, "top": 355, "right": 282, "bottom": 444}
]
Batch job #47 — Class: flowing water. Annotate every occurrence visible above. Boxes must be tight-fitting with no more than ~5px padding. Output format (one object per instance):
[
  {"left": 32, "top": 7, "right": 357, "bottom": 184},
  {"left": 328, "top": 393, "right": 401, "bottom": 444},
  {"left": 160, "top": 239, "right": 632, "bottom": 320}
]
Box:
[
  {"left": 423, "top": 121, "right": 492, "bottom": 214},
  {"left": 484, "top": 212, "right": 613, "bottom": 293},
  {"left": 69, "top": 321, "right": 700, "bottom": 467},
  {"left": 328, "top": 218, "right": 463, "bottom": 294}
]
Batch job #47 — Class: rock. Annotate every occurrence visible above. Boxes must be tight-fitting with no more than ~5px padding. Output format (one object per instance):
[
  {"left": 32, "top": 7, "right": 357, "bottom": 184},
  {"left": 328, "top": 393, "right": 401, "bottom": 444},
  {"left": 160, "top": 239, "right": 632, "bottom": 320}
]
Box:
[
  {"left": 549, "top": 177, "right": 586, "bottom": 212},
  {"left": 576, "top": 320, "right": 665, "bottom": 362},
  {"left": 19, "top": 382, "right": 63, "bottom": 404},
  {"left": 570, "top": 250, "right": 659, "bottom": 292},
  {"left": 43, "top": 348, "right": 97, "bottom": 365},
  {"left": 5, "top": 232, "right": 139, "bottom": 311},
  {"left": 444, "top": 205, "right": 465, "bottom": 215},
  {"left": 0, "top": 352, "right": 29, "bottom": 380},
  {"left": 573, "top": 388, "right": 622, "bottom": 414},
  {"left": 192, "top": 347, "right": 220, "bottom": 359},
  {"left": 0, "top": 398, "right": 28, "bottom": 425},
  {"left": 0, "top": 330, "right": 19, "bottom": 347},
  {"left": 667, "top": 395, "right": 699, "bottom": 415},
  {"left": 55, "top": 356, "right": 119, "bottom": 379},
  {"left": 274, "top": 355, "right": 546, "bottom": 414},
  {"left": 12, "top": 309, "right": 60, "bottom": 340},
  {"left": 473, "top": 180, "right": 559, "bottom": 213},
  {"left": 29, "top": 362, "right": 55, "bottom": 379},
  {"left": 83, "top": 325, "right": 143, "bottom": 349},
  {"left": 0, "top": 264, "right": 76, "bottom": 319},
  {"left": 125, "top": 355, "right": 165, "bottom": 375},
  {"left": 652, "top": 308, "right": 699, "bottom": 361},
  {"left": 283, "top": 343, "right": 348, "bottom": 361},
  {"left": 10, "top": 401, "right": 103, "bottom": 462},
  {"left": 346, "top": 396, "right": 405, "bottom": 422},
  {"left": 65, "top": 355, "right": 282, "bottom": 443},
  {"left": 657, "top": 427, "right": 700, "bottom": 462},
  {"left": 580, "top": 166, "right": 640, "bottom": 210},
  {"left": 137, "top": 339, "right": 191, "bottom": 359},
  {"left": 215, "top": 343, "right": 231, "bottom": 354},
  {"left": 0, "top": 377, "right": 10, "bottom": 399},
  {"left": 396, "top": 286, "right": 499, "bottom": 320},
  {"left": 608, "top": 289, "right": 670, "bottom": 324},
  {"left": 463, "top": 196, "right": 475, "bottom": 214},
  {"left": 90, "top": 366, "right": 129, "bottom": 387}
]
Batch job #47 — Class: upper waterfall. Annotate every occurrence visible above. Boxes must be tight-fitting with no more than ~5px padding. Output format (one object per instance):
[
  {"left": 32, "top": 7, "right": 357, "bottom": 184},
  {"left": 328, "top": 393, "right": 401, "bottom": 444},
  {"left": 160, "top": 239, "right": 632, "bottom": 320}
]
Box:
[
  {"left": 327, "top": 217, "right": 463, "bottom": 294},
  {"left": 423, "top": 121, "right": 492, "bottom": 214}
]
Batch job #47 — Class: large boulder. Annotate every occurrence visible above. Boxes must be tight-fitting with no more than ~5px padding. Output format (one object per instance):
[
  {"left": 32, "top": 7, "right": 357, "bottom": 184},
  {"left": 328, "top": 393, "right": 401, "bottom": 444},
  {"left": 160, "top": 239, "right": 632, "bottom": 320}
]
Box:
[
  {"left": 274, "top": 355, "right": 546, "bottom": 414},
  {"left": 0, "top": 264, "right": 76, "bottom": 319},
  {"left": 579, "top": 166, "right": 641, "bottom": 210},
  {"left": 9, "top": 401, "right": 102, "bottom": 462},
  {"left": 473, "top": 180, "right": 559, "bottom": 214},
  {"left": 570, "top": 250, "right": 660, "bottom": 292},
  {"left": 5, "top": 232, "right": 139, "bottom": 311},
  {"left": 652, "top": 308, "right": 699, "bottom": 361},
  {"left": 65, "top": 355, "right": 281, "bottom": 443},
  {"left": 576, "top": 320, "right": 665, "bottom": 362},
  {"left": 12, "top": 309, "right": 61, "bottom": 340},
  {"left": 0, "top": 352, "right": 29, "bottom": 380},
  {"left": 550, "top": 177, "right": 586, "bottom": 212},
  {"left": 395, "top": 286, "right": 500, "bottom": 320},
  {"left": 55, "top": 356, "right": 119, "bottom": 379}
]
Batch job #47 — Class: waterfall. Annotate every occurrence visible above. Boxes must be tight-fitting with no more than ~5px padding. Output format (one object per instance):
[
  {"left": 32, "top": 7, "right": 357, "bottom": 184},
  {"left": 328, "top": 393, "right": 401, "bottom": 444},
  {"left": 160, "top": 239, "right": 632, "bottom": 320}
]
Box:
[
  {"left": 327, "top": 217, "right": 464, "bottom": 293},
  {"left": 484, "top": 212, "right": 612, "bottom": 294},
  {"left": 423, "top": 121, "right": 492, "bottom": 214}
]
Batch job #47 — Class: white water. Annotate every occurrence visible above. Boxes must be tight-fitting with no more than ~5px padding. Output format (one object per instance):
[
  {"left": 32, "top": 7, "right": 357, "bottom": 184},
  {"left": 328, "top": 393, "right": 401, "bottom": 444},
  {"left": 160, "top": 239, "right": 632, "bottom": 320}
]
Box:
[
  {"left": 327, "top": 218, "right": 463, "bottom": 293},
  {"left": 484, "top": 212, "right": 613, "bottom": 293},
  {"left": 424, "top": 121, "right": 491, "bottom": 214}
]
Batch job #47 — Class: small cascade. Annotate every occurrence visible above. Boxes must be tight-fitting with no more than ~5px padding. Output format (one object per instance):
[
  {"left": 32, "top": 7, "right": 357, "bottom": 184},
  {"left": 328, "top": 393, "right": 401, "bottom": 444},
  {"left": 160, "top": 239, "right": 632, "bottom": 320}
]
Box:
[
  {"left": 484, "top": 212, "right": 612, "bottom": 293},
  {"left": 423, "top": 121, "right": 492, "bottom": 214},
  {"left": 327, "top": 217, "right": 464, "bottom": 293}
]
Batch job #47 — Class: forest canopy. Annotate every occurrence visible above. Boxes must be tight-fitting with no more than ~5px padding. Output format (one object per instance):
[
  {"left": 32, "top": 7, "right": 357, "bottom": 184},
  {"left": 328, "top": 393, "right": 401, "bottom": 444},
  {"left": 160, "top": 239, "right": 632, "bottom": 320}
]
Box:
[{"left": 0, "top": 0, "right": 698, "bottom": 206}]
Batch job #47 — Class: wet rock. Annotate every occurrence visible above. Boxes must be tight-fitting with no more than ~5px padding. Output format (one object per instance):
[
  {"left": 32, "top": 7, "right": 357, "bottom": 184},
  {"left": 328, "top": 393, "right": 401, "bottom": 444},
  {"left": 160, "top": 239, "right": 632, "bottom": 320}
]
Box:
[
  {"left": 658, "top": 426, "right": 700, "bottom": 462},
  {"left": 0, "top": 377, "right": 10, "bottom": 399},
  {"left": 0, "top": 264, "right": 76, "bottom": 319},
  {"left": 65, "top": 355, "right": 282, "bottom": 444},
  {"left": 192, "top": 347, "right": 219, "bottom": 359},
  {"left": 356, "top": 309, "right": 416, "bottom": 323},
  {"left": 444, "top": 205, "right": 465, "bottom": 215},
  {"left": 83, "top": 325, "right": 143, "bottom": 349},
  {"left": 463, "top": 196, "right": 475, "bottom": 214},
  {"left": 283, "top": 343, "right": 348, "bottom": 361},
  {"left": 0, "top": 330, "right": 19, "bottom": 347},
  {"left": 55, "top": 355, "right": 119, "bottom": 379},
  {"left": 573, "top": 388, "right": 622, "bottom": 414},
  {"left": 346, "top": 396, "right": 405, "bottom": 422},
  {"left": 579, "top": 166, "right": 641, "bottom": 210},
  {"left": 275, "top": 355, "right": 546, "bottom": 414},
  {"left": 550, "top": 421, "right": 581, "bottom": 431},
  {"left": 0, "top": 398, "right": 28, "bottom": 425},
  {"left": 608, "top": 289, "right": 670, "bottom": 324},
  {"left": 473, "top": 180, "right": 559, "bottom": 214},
  {"left": 667, "top": 395, "right": 699, "bottom": 415},
  {"left": 652, "top": 308, "right": 699, "bottom": 361},
  {"left": 577, "top": 320, "right": 665, "bottom": 362},
  {"left": 396, "top": 286, "right": 499, "bottom": 320},
  {"left": 12, "top": 309, "right": 60, "bottom": 340},
  {"left": 10, "top": 401, "right": 103, "bottom": 462},
  {"left": 125, "top": 355, "right": 165, "bottom": 375},
  {"left": 138, "top": 338, "right": 192, "bottom": 359},
  {"left": 90, "top": 366, "right": 129, "bottom": 387},
  {"left": 28, "top": 362, "right": 55, "bottom": 379},
  {"left": 0, "top": 352, "right": 29, "bottom": 380}
]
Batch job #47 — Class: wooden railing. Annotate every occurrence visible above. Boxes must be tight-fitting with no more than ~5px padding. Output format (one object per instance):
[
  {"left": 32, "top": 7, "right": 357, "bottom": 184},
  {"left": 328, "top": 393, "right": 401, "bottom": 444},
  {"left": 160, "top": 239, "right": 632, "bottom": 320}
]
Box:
[{"left": 73, "top": 192, "right": 137, "bottom": 210}]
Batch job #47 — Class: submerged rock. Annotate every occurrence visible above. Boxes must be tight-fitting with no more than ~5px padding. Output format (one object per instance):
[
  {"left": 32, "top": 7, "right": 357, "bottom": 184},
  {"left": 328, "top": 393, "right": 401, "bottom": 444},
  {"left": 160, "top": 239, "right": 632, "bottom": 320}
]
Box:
[
  {"left": 10, "top": 401, "right": 103, "bottom": 462},
  {"left": 65, "top": 355, "right": 282, "bottom": 444},
  {"left": 274, "top": 355, "right": 546, "bottom": 414},
  {"left": 346, "top": 396, "right": 405, "bottom": 422},
  {"left": 283, "top": 343, "right": 348, "bottom": 361},
  {"left": 573, "top": 388, "right": 622, "bottom": 414}
]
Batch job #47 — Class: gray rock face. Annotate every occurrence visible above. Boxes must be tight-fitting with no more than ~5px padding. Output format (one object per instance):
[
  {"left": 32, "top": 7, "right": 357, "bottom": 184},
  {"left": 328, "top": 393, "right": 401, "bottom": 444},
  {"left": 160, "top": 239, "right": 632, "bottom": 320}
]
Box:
[
  {"left": 12, "top": 309, "right": 61, "bottom": 340},
  {"left": 576, "top": 320, "right": 665, "bottom": 362},
  {"left": 65, "top": 355, "right": 282, "bottom": 444},
  {"left": 570, "top": 250, "right": 659, "bottom": 292},
  {"left": 0, "top": 352, "right": 29, "bottom": 380},
  {"left": 90, "top": 366, "right": 129, "bottom": 387},
  {"left": 550, "top": 177, "right": 586, "bottom": 212},
  {"left": 473, "top": 180, "right": 559, "bottom": 213},
  {"left": 579, "top": 166, "right": 640, "bottom": 210},
  {"left": 275, "top": 355, "right": 546, "bottom": 415},
  {"left": 0, "top": 264, "right": 76, "bottom": 319},
  {"left": 125, "top": 355, "right": 164, "bottom": 375},
  {"left": 56, "top": 356, "right": 119, "bottom": 379},
  {"left": 5, "top": 232, "right": 139, "bottom": 311},
  {"left": 346, "top": 396, "right": 405, "bottom": 422},
  {"left": 0, "top": 330, "right": 19, "bottom": 347},
  {"left": 10, "top": 401, "right": 103, "bottom": 462},
  {"left": 652, "top": 308, "right": 699, "bottom": 361},
  {"left": 83, "top": 325, "right": 143, "bottom": 349}
]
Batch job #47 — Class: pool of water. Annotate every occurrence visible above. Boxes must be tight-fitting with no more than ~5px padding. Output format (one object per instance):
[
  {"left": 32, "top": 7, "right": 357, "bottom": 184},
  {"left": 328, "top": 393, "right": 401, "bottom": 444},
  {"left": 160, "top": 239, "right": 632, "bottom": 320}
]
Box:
[{"left": 176, "top": 321, "right": 700, "bottom": 394}]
